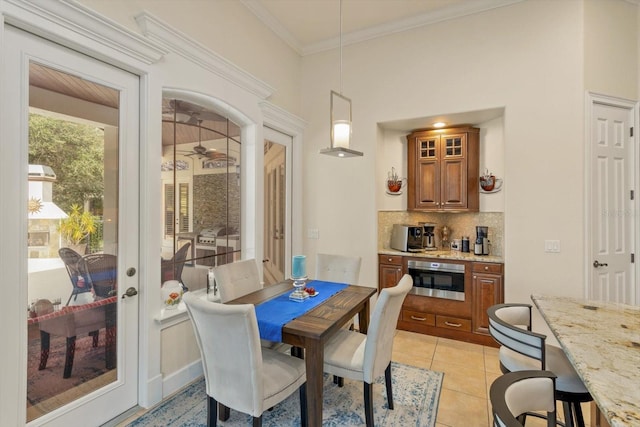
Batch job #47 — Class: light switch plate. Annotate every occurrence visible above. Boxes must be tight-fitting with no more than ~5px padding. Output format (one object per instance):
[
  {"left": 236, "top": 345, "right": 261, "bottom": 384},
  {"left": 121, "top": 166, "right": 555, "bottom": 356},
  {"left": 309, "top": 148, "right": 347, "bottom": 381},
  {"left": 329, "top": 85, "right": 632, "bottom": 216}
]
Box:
[{"left": 544, "top": 240, "right": 560, "bottom": 253}]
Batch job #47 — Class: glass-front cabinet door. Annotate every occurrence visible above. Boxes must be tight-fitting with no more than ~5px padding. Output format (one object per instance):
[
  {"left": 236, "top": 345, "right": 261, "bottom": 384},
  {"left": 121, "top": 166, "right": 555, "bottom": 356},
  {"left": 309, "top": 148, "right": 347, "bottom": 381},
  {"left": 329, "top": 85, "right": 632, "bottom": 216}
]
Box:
[{"left": 161, "top": 97, "right": 242, "bottom": 290}]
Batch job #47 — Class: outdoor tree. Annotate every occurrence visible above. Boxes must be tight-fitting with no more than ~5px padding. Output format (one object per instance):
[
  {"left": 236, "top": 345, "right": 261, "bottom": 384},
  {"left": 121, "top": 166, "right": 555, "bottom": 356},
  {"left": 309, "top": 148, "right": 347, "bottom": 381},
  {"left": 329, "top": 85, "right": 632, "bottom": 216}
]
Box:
[{"left": 28, "top": 113, "right": 104, "bottom": 213}]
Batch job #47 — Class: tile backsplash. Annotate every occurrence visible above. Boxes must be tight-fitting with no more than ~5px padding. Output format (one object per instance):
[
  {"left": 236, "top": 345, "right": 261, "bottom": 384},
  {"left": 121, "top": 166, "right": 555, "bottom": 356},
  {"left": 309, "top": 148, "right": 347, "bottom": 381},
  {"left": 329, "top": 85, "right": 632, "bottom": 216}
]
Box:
[{"left": 378, "top": 211, "right": 504, "bottom": 257}]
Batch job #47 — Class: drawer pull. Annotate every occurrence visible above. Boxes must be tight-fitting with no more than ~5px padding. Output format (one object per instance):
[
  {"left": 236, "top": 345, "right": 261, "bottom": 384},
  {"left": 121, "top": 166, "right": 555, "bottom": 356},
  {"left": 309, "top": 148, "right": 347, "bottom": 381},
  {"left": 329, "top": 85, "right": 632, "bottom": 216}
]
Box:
[
  {"left": 410, "top": 315, "right": 427, "bottom": 321},
  {"left": 444, "top": 321, "right": 462, "bottom": 328},
  {"left": 484, "top": 266, "right": 489, "bottom": 270},
  {"left": 388, "top": 258, "right": 393, "bottom": 262}
]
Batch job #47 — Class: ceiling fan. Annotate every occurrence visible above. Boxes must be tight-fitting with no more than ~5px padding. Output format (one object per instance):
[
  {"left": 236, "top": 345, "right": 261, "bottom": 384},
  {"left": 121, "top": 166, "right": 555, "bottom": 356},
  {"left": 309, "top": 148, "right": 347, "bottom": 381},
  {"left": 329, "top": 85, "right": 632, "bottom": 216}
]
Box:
[{"left": 179, "top": 119, "right": 217, "bottom": 159}]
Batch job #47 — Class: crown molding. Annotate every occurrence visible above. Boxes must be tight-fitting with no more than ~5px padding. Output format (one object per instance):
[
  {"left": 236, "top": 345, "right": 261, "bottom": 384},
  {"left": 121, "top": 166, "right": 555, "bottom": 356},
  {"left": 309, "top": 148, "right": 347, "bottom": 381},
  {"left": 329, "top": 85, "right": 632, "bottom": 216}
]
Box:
[
  {"left": 0, "top": 0, "right": 166, "bottom": 65},
  {"left": 304, "top": 0, "right": 524, "bottom": 55},
  {"left": 241, "top": 0, "right": 524, "bottom": 56},
  {"left": 135, "top": 11, "right": 275, "bottom": 100},
  {"left": 240, "top": 0, "right": 303, "bottom": 55},
  {"left": 260, "top": 101, "right": 307, "bottom": 136}
]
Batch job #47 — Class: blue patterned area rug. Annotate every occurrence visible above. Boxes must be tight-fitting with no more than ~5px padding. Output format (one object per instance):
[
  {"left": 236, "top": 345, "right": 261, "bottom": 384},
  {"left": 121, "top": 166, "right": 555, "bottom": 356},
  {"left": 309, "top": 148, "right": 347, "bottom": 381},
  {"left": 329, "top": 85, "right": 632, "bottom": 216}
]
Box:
[{"left": 128, "top": 362, "right": 443, "bottom": 427}]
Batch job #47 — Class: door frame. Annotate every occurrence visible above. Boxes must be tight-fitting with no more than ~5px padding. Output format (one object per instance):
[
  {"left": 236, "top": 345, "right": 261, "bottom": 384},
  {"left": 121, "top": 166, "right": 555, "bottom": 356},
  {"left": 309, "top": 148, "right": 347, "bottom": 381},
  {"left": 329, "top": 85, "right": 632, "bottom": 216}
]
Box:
[
  {"left": 584, "top": 91, "right": 640, "bottom": 304},
  {"left": 0, "top": 2, "right": 165, "bottom": 426}
]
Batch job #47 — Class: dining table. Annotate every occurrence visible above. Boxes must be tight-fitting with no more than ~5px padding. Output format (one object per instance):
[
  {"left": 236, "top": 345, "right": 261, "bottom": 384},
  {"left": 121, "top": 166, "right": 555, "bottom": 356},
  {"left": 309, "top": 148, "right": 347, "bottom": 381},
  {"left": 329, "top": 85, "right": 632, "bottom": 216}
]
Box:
[
  {"left": 226, "top": 279, "right": 377, "bottom": 427},
  {"left": 531, "top": 294, "right": 640, "bottom": 427}
]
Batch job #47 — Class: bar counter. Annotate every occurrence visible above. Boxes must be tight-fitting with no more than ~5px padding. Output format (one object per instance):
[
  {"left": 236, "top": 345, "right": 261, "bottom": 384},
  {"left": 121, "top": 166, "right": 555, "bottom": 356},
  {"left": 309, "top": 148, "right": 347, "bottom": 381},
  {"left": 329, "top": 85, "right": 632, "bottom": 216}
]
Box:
[{"left": 531, "top": 295, "right": 640, "bottom": 427}]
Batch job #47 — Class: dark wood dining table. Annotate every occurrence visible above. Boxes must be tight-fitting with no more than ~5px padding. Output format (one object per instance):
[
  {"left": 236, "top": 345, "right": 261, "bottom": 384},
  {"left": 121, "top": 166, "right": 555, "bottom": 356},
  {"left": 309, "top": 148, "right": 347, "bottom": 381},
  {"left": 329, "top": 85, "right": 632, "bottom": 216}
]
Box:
[{"left": 226, "top": 280, "right": 377, "bottom": 427}]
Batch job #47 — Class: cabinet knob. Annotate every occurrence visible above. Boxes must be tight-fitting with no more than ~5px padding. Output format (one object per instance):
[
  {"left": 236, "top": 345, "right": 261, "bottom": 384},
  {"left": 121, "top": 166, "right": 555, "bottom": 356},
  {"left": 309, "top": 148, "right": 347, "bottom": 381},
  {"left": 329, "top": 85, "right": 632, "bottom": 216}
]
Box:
[
  {"left": 388, "top": 258, "right": 393, "bottom": 262},
  {"left": 484, "top": 266, "right": 489, "bottom": 271}
]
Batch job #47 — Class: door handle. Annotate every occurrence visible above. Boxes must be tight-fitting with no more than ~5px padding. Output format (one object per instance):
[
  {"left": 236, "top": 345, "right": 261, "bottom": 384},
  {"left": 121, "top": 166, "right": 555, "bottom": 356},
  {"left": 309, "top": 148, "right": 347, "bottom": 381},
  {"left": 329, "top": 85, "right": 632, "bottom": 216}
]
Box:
[
  {"left": 593, "top": 260, "right": 608, "bottom": 268},
  {"left": 122, "top": 287, "right": 138, "bottom": 299}
]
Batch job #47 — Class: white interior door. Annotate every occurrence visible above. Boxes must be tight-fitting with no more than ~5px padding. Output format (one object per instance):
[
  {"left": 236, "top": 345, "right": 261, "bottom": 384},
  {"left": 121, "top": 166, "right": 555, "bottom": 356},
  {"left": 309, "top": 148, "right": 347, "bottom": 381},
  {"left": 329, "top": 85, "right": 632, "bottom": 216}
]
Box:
[
  {"left": 588, "top": 95, "right": 637, "bottom": 305},
  {"left": 263, "top": 127, "right": 293, "bottom": 285},
  {"left": 1, "top": 26, "right": 139, "bottom": 426}
]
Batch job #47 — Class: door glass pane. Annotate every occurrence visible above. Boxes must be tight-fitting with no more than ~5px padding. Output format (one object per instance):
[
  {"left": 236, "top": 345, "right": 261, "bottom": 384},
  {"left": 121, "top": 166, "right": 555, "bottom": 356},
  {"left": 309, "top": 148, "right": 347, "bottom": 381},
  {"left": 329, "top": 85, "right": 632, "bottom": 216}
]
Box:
[
  {"left": 263, "top": 140, "right": 287, "bottom": 285},
  {"left": 161, "top": 97, "right": 241, "bottom": 289},
  {"left": 27, "top": 63, "right": 118, "bottom": 421}
]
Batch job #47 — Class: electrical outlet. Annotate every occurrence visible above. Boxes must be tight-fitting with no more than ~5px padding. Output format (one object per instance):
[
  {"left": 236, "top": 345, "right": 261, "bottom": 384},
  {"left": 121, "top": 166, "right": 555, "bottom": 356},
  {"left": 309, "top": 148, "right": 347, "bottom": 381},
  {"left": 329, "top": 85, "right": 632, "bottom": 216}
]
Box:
[
  {"left": 544, "top": 240, "right": 561, "bottom": 253},
  {"left": 307, "top": 228, "right": 319, "bottom": 239}
]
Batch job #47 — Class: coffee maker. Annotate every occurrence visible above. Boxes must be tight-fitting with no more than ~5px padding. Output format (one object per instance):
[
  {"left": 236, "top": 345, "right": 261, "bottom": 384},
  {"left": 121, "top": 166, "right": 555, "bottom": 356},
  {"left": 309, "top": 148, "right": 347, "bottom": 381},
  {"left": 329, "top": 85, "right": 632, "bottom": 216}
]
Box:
[
  {"left": 474, "top": 226, "right": 490, "bottom": 255},
  {"left": 421, "top": 223, "right": 437, "bottom": 251}
]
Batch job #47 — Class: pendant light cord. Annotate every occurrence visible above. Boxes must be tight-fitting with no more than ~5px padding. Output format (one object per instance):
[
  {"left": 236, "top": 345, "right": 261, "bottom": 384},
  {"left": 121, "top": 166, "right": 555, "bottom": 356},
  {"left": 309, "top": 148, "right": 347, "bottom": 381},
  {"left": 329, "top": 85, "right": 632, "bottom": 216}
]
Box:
[{"left": 339, "top": 0, "right": 343, "bottom": 95}]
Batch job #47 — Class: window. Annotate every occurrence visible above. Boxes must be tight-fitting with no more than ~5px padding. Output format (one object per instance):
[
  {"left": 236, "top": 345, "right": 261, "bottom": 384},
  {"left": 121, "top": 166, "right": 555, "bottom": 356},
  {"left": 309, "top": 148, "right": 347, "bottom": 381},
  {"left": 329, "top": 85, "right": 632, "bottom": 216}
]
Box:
[{"left": 161, "top": 96, "right": 241, "bottom": 284}]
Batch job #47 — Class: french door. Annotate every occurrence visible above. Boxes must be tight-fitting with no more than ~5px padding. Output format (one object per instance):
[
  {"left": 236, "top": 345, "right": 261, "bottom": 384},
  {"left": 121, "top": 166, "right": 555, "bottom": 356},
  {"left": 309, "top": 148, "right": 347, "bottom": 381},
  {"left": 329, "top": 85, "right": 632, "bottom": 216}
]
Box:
[
  {"left": 263, "top": 127, "right": 293, "bottom": 285},
  {"left": 1, "top": 26, "right": 139, "bottom": 426}
]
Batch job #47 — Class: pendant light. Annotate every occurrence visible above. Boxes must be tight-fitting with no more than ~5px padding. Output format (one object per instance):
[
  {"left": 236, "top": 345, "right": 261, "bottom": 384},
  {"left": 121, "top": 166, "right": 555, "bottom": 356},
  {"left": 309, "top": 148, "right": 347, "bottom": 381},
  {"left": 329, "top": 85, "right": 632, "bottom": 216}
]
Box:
[{"left": 320, "top": 0, "right": 363, "bottom": 158}]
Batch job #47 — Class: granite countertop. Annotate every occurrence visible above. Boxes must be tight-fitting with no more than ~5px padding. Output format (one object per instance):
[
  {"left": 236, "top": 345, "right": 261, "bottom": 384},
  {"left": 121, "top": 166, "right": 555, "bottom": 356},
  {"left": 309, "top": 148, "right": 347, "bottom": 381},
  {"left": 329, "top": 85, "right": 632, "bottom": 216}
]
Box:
[
  {"left": 531, "top": 295, "right": 640, "bottom": 427},
  {"left": 379, "top": 248, "right": 504, "bottom": 263}
]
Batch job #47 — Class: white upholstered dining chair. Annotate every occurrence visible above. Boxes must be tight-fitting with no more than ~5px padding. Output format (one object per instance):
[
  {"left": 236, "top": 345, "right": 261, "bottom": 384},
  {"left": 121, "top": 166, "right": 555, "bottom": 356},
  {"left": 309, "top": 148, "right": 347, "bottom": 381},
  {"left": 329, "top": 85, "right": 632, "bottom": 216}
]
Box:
[
  {"left": 183, "top": 292, "right": 307, "bottom": 427},
  {"left": 488, "top": 303, "right": 592, "bottom": 427},
  {"left": 490, "top": 370, "right": 557, "bottom": 427},
  {"left": 315, "top": 253, "right": 361, "bottom": 284},
  {"left": 322, "top": 274, "right": 412, "bottom": 427},
  {"left": 213, "top": 258, "right": 262, "bottom": 303}
]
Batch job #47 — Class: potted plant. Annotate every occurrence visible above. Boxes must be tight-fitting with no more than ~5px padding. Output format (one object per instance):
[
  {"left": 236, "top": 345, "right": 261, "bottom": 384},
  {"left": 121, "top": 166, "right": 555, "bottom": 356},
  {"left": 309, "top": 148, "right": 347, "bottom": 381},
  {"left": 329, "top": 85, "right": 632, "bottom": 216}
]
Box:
[
  {"left": 58, "top": 204, "right": 97, "bottom": 254},
  {"left": 386, "top": 167, "right": 406, "bottom": 193}
]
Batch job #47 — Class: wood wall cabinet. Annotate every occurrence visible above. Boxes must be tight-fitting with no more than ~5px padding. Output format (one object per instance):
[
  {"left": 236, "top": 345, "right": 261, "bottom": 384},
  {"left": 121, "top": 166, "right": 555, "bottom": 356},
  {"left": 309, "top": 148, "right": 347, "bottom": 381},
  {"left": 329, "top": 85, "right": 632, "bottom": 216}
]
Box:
[
  {"left": 378, "top": 255, "right": 403, "bottom": 289},
  {"left": 407, "top": 127, "right": 480, "bottom": 212},
  {"left": 471, "top": 262, "right": 504, "bottom": 335}
]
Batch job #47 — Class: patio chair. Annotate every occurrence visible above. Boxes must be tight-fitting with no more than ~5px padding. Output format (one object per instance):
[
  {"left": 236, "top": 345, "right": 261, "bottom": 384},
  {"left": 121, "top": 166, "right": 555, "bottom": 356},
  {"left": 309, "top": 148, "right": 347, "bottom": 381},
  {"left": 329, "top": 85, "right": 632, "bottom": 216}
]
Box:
[
  {"left": 59, "top": 247, "right": 92, "bottom": 306},
  {"left": 161, "top": 242, "right": 191, "bottom": 291},
  {"left": 84, "top": 253, "right": 117, "bottom": 299}
]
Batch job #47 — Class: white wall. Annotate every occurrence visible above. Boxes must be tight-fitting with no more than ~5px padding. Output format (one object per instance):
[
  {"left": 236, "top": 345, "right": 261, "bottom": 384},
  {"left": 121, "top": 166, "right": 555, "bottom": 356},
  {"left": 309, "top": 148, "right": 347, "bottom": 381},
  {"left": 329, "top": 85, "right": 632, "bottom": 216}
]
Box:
[{"left": 301, "top": 1, "right": 589, "bottom": 303}]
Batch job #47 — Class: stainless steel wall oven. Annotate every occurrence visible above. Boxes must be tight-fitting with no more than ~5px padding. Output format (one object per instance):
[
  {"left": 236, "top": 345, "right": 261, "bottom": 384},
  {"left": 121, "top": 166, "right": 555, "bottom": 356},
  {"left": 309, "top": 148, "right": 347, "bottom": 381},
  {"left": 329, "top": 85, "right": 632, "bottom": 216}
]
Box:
[{"left": 407, "top": 260, "right": 465, "bottom": 301}]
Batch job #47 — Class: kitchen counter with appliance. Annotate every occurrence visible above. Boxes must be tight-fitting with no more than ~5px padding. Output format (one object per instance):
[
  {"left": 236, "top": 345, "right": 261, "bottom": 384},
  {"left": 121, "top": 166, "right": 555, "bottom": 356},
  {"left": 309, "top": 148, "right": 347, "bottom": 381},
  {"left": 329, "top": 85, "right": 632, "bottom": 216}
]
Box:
[
  {"left": 379, "top": 248, "right": 503, "bottom": 263},
  {"left": 378, "top": 251, "right": 504, "bottom": 346}
]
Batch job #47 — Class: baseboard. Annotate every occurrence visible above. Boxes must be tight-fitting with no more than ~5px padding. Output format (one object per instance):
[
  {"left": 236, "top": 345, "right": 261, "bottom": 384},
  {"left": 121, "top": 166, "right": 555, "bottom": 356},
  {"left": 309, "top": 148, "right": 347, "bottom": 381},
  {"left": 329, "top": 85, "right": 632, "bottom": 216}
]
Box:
[{"left": 162, "top": 359, "right": 203, "bottom": 398}]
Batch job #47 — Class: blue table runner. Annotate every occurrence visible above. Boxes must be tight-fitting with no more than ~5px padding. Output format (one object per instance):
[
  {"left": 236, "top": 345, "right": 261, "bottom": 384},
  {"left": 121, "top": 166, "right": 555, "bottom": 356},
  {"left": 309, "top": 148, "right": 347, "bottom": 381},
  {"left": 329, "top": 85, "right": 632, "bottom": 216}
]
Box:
[{"left": 254, "top": 280, "right": 349, "bottom": 342}]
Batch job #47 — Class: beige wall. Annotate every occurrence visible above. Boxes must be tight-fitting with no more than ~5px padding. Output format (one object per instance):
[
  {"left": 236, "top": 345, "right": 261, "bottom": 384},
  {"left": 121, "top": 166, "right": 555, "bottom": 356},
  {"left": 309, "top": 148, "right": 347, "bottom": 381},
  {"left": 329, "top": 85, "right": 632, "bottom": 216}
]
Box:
[
  {"left": 301, "top": 0, "right": 590, "bottom": 304},
  {"left": 79, "top": 0, "right": 302, "bottom": 114},
  {"left": 584, "top": 0, "right": 638, "bottom": 99}
]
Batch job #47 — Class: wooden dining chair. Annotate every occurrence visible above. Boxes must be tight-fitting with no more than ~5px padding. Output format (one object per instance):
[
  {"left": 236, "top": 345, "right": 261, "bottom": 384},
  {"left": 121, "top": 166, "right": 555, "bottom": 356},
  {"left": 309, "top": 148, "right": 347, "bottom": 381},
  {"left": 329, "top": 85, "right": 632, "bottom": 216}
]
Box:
[
  {"left": 183, "top": 292, "right": 307, "bottom": 427},
  {"left": 322, "top": 274, "right": 412, "bottom": 427},
  {"left": 490, "top": 370, "right": 557, "bottom": 427},
  {"left": 488, "top": 303, "right": 592, "bottom": 427}
]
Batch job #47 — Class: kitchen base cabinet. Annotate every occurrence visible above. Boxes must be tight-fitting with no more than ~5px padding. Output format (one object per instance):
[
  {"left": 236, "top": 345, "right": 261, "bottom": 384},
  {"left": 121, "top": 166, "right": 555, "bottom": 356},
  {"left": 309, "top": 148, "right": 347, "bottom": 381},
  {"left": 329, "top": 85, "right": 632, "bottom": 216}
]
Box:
[
  {"left": 378, "top": 255, "right": 403, "bottom": 289},
  {"left": 380, "top": 253, "right": 503, "bottom": 347},
  {"left": 471, "top": 262, "right": 504, "bottom": 335}
]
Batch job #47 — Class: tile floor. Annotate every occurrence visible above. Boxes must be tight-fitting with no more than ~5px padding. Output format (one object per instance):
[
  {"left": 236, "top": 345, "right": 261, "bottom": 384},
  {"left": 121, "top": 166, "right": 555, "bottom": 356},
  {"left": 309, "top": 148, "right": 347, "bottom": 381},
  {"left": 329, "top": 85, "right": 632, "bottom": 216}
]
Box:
[
  {"left": 115, "top": 329, "right": 591, "bottom": 427},
  {"left": 391, "top": 329, "right": 591, "bottom": 427}
]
